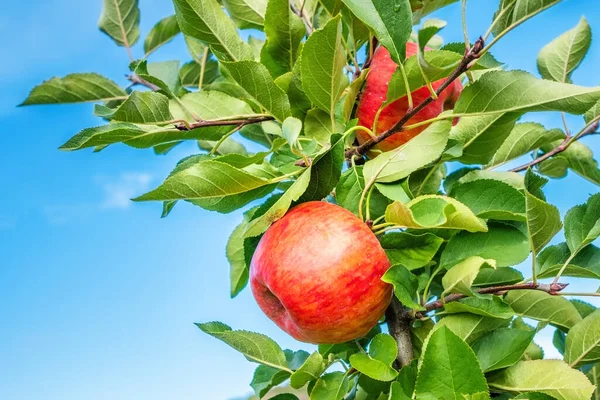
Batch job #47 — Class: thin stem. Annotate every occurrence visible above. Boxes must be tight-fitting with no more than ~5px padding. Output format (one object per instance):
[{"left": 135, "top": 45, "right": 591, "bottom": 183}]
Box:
[
  {"left": 422, "top": 282, "right": 568, "bottom": 314},
  {"left": 198, "top": 47, "right": 209, "bottom": 90},
  {"left": 365, "top": 186, "right": 374, "bottom": 222},
  {"left": 551, "top": 251, "right": 578, "bottom": 286},
  {"left": 482, "top": 0, "right": 517, "bottom": 42},
  {"left": 461, "top": 0, "right": 470, "bottom": 49},
  {"left": 421, "top": 266, "right": 443, "bottom": 306},
  {"left": 127, "top": 74, "right": 160, "bottom": 91},
  {"left": 510, "top": 118, "right": 600, "bottom": 172},
  {"left": 345, "top": 37, "right": 485, "bottom": 160},
  {"left": 558, "top": 292, "right": 600, "bottom": 297},
  {"left": 209, "top": 125, "right": 241, "bottom": 156},
  {"left": 373, "top": 225, "right": 404, "bottom": 236},
  {"left": 398, "top": 62, "right": 413, "bottom": 110}
]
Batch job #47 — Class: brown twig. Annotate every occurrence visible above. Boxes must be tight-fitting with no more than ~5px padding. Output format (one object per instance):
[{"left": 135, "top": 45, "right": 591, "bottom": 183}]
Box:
[
  {"left": 510, "top": 120, "right": 600, "bottom": 173},
  {"left": 345, "top": 37, "right": 485, "bottom": 160},
  {"left": 421, "top": 282, "right": 569, "bottom": 314},
  {"left": 290, "top": 1, "right": 313, "bottom": 34},
  {"left": 353, "top": 37, "right": 379, "bottom": 80},
  {"left": 175, "top": 116, "right": 275, "bottom": 131},
  {"left": 385, "top": 297, "right": 414, "bottom": 367},
  {"left": 126, "top": 74, "right": 160, "bottom": 91}
]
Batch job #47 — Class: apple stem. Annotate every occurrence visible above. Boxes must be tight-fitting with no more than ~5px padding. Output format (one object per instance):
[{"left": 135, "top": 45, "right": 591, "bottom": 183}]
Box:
[
  {"left": 385, "top": 297, "right": 415, "bottom": 367},
  {"left": 345, "top": 36, "right": 485, "bottom": 160}
]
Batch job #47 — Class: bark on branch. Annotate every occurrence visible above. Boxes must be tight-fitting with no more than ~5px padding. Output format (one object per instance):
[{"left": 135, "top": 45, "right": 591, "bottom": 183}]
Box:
[
  {"left": 174, "top": 116, "right": 275, "bottom": 131},
  {"left": 421, "top": 282, "right": 568, "bottom": 314},
  {"left": 345, "top": 37, "right": 485, "bottom": 160},
  {"left": 385, "top": 297, "right": 414, "bottom": 367}
]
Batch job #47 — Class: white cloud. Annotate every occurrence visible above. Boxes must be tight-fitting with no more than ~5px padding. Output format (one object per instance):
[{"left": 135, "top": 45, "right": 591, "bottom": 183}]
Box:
[{"left": 98, "top": 172, "right": 153, "bottom": 210}]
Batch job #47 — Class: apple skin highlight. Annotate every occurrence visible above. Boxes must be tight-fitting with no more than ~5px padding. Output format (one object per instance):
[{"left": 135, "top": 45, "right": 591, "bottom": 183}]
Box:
[
  {"left": 250, "top": 201, "right": 392, "bottom": 344},
  {"left": 356, "top": 42, "right": 463, "bottom": 154}
]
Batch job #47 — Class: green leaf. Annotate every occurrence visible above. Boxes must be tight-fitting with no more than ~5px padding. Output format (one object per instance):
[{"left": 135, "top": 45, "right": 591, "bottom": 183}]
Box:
[
  {"left": 98, "top": 0, "right": 140, "bottom": 48},
  {"left": 450, "top": 179, "right": 526, "bottom": 221},
  {"left": 437, "top": 314, "right": 511, "bottom": 344},
  {"left": 380, "top": 232, "right": 443, "bottom": 270},
  {"left": 243, "top": 169, "right": 312, "bottom": 237},
  {"left": 343, "top": 69, "right": 368, "bottom": 121},
  {"left": 290, "top": 352, "right": 324, "bottom": 389},
  {"left": 487, "top": 123, "right": 565, "bottom": 169},
  {"left": 492, "top": 0, "right": 562, "bottom": 37},
  {"left": 453, "top": 70, "right": 600, "bottom": 116},
  {"left": 444, "top": 295, "right": 515, "bottom": 319},
  {"left": 414, "top": 326, "right": 488, "bottom": 399},
  {"left": 134, "top": 60, "right": 183, "bottom": 98},
  {"left": 301, "top": 16, "right": 347, "bottom": 117},
  {"left": 565, "top": 309, "right": 600, "bottom": 367},
  {"left": 375, "top": 182, "right": 411, "bottom": 204},
  {"left": 539, "top": 140, "right": 600, "bottom": 185},
  {"left": 227, "top": 208, "right": 258, "bottom": 297},
  {"left": 172, "top": 0, "right": 254, "bottom": 62},
  {"left": 310, "top": 372, "right": 349, "bottom": 400},
  {"left": 59, "top": 123, "right": 182, "bottom": 151},
  {"left": 105, "top": 91, "right": 174, "bottom": 124},
  {"left": 298, "top": 135, "right": 345, "bottom": 202},
  {"left": 412, "top": 0, "right": 459, "bottom": 24},
  {"left": 525, "top": 170, "right": 562, "bottom": 255},
  {"left": 381, "top": 265, "right": 423, "bottom": 311},
  {"left": 504, "top": 290, "right": 582, "bottom": 330},
  {"left": 251, "top": 365, "right": 291, "bottom": 398},
  {"left": 363, "top": 120, "right": 450, "bottom": 184},
  {"left": 144, "top": 15, "right": 181, "bottom": 56},
  {"left": 537, "top": 17, "right": 591, "bottom": 83},
  {"left": 261, "top": 0, "right": 305, "bottom": 78},
  {"left": 222, "top": 0, "right": 267, "bottom": 30},
  {"left": 473, "top": 267, "right": 523, "bottom": 287},
  {"left": 564, "top": 193, "right": 600, "bottom": 254},
  {"left": 180, "top": 59, "right": 220, "bottom": 87},
  {"left": 341, "top": 0, "right": 412, "bottom": 64},
  {"left": 440, "top": 223, "right": 530, "bottom": 269},
  {"left": 449, "top": 113, "right": 520, "bottom": 165},
  {"left": 488, "top": 360, "right": 595, "bottom": 400},
  {"left": 385, "top": 195, "right": 487, "bottom": 232},
  {"left": 21, "top": 73, "right": 127, "bottom": 105},
  {"left": 304, "top": 109, "right": 344, "bottom": 146},
  {"left": 222, "top": 60, "right": 291, "bottom": 122},
  {"left": 196, "top": 322, "right": 291, "bottom": 372},
  {"left": 472, "top": 328, "right": 534, "bottom": 372},
  {"left": 335, "top": 166, "right": 389, "bottom": 219},
  {"left": 572, "top": 300, "right": 597, "bottom": 319},
  {"left": 282, "top": 117, "right": 303, "bottom": 149},
  {"left": 349, "top": 334, "right": 399, "bottom": 381},
  {"left": 133, "top": 158, "right": 275, "bottom": 205},
  {"left": 442, "top": 256, "right": 494, "bottom": 297}
]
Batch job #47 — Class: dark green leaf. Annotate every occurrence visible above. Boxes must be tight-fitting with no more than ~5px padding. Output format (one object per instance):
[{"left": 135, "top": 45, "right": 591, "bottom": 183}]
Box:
[
  {"left": 504, "top": 290, "right": 582, "bottom": 330},
  {"left": 380, "top": 232, "right": 443, "bottom": 270},
  {"left": 472, "top": 328, "right": 534, "bottom": 372},
  {"left": 349, "top": 334, "right": 399, "bottom": 381},
  {"left": 381, "top": 265, "right": 423, "bottom": 311}
]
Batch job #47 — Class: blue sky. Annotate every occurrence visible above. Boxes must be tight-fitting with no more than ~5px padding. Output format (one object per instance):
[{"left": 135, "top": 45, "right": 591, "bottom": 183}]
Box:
[{"left": 1, "top": 1, "right": 600, "bottom": 399}]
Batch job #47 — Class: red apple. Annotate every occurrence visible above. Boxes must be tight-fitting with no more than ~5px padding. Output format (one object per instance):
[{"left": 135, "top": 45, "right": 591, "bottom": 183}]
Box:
[
  {"left": 356, "top": 42, "right": 463, "bottom": 153},
  {"left": 250, "top": 201, "right": 392, "bottom": 344}
]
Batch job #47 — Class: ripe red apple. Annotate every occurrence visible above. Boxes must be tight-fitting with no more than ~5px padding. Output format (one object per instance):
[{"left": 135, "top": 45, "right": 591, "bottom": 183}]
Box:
[
  {"left": 250, "top": 201, "right": 392, "bottom": 344},
  {"left": 356, "top": 42, "right": 463, "bottom": 153}
]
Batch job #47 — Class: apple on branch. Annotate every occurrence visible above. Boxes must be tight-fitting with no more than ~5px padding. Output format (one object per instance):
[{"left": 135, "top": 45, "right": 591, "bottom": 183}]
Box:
[
  {"left": 250, "top": 201, "right": 392, "bottom": 344},
  {"left": 356, "top": 42, "right": 463, "bottom": 154}
]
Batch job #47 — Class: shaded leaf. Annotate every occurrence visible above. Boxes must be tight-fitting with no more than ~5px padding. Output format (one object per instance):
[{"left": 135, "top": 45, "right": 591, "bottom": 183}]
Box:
[
  {"left": 565, "top": 309, "right": 600, "bottom": 367},
  {"left": 381, "top": 265, "right": 423, "bottom": 311},
  {"left": 380, "top": 232, "right": 443, "bottom": 270},
  {"left": 472, "top": 328, "right": 534, "bottom": 372}
]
